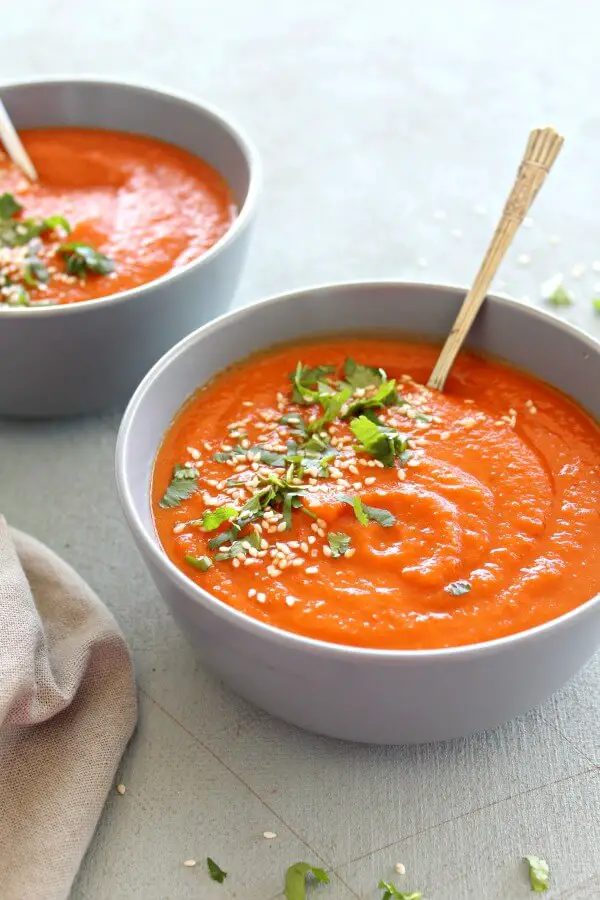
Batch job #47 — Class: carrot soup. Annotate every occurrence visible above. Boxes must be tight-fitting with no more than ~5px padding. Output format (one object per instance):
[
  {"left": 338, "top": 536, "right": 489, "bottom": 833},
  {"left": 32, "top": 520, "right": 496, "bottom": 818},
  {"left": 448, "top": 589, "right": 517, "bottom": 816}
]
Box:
[
  {"left": 0, "top": 128, "right": 235, "bottom": 307},
  {"left": 152, "top": 337, "right": 600, "bottom": 650}
]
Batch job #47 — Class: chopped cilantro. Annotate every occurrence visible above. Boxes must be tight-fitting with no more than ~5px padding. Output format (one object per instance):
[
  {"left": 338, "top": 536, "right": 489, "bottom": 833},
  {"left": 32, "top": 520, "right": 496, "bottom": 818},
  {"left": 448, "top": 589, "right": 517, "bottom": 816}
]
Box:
[
  {"left": 338, "top": 494, "right": 396, "bottom": 527},
  {"left": 310, "top": 385, "right": 353, "bottom": 432},
  {"left": 200, "top": 506, "right": 238, "bottom": 531},
  {"left": 524, "top": 856, "right": 549, "bottom": 892},
  {"left": 378, "top": 880, "right": 422, "bottom": 900},
  {"left": 285, "top": 862, "right": 329, "bottom": 900},
  {"left": 59, "top": 241, "right": 115, "bottom": 277},
  {"left": 23, "top": 256, "right": 49, "bottom": 286},
  {"left": 351, "top": 414, "right": 409, "bottom": 467},
  {"left": 213, "top": 530, "right": 261, "bottom": 561},
  {"left": 344, "top": 357, "right": 386, "bottom": 389},
  {"left": 545, "top": 283, "right": 573, "bottom": 307},
  {"left": 214, "top": 445, "right": 287, "bottom": 467},
  {"left": 344, "top": 378, "right": 399, "bottom": 417},
  {"left": 0, "top": 192, "right": 22, "bottom": 219},
  {"left": 158, "top": 465, "right": 198, "bottom": 508},
  {"left": 291, "top": 361, "right": 335, "bottom": 404},
  {"left": 39, "top": 215, "right": 71, "bottom": 235},
  {"left": 184, "top": 554, "right": 212, "bottom": 572},
  {"left": 280, "top": 412, "right": 308, "bottom": 437},
  {"left": 327, "top": 532, "right": 351, "bottom": 557},
  {"left": 445, "top": 580, "right": 471, "bottom": 596},
  {"left": 207, "top": 857, "right": 227, "bottom": 883}
]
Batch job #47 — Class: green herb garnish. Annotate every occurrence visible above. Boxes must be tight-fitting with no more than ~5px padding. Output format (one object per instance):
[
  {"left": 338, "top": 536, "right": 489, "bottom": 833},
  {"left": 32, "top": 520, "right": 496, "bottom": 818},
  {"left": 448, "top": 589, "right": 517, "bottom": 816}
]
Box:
[
  {"left": 59, "top": 241, "right": 115, "bottom": 276},
  {"left": 378, "top": 880, "right": 422, "bottom": 900},
  {"left": 343, "top": 357, "right": 386, "bottom": 389},
  {"left": 545, "top": 284, "right": 573, "bottom": 307},
  {"left": 214, "top": 530, "right": 262, "bottom": 561},
  {"left": 351, "top": 414, "right": 410, "bottom": 467},
  {"left": 214, "top": 444, "right": 287, "bottom": 467},
  {"left": 291, "top": 362, "right": 336, "bottom": 405},
  {"left": 184, "top": 554, "right": 213, "bottom": 572},
  {"left": 338, "top": 494, "right": 396, "bottom": 527},
  {"left": 207, "top": 857, "right": 227, "bottom": 883},
  {"left": 158, "top": 464, "right": 198, "bottom": 508},
  {"left": 327, "top": 532, "right": 351, "bottom": 557},
  {"left": 0, "top": 192, "right": 23, "bottom": 219},
  {"left": 445, "top": 580, "right": 471, "bottom": 596},
  {"left": 284, "top": 862, "right": 329, "bottom": 900},
  {"left": 344, "top": 378, "right": 399, "bottom": 418},
  {"left": 200, "top": 506, "right": 238, "bottom": 531},
  {"left": 23, "top": 256, "right": 50, "bottom": 286},
  {"left": 524, "top": 856, "right": 549, "bottom": 892},
  {"left": 280, "top": 412, "right": 308, "bottom": 437}
]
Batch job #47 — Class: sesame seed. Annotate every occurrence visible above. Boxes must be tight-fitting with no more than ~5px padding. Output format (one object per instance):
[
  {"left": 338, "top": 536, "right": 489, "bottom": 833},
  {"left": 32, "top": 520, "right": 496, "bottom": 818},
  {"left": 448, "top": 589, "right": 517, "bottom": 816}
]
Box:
[
  {"left": 440, "top": 431, "right": 451, "bottom": 440},
  {"left": 305, "top": 566, "right": 318, "bottom": 574},
  {"left": 232, "top": 558, "right": 240, "bottom": 568},
  {"left": 308, "top": 535, "right": 316, "bottom": 544},
  {"left": 257, "top": 592, "right": 267, "bottom": 603},
  {"left": 285, "top": 596, "right": 296, "bottom": 607},
  {"left": 323, "top": 546, "right": 332, "bottom": 557},
  {"left": 267, "top": 565, "right": 279, "bottom": 577},
  {"left": 263, "top": 831, "right": 277, "bottom": 840},
  {"left": 186, "top": 446, "right": 201, "bottom": 459},
  {"left": 116, "top": 784, "right": 126, "bottom": 795},
  {"left": 248, "top": 588, "right": 256, "bottom": 598},
  {"left": 292, "top": 557, "right": 305, "bottom": 567},
  {"left": 173, "top": 522, "right": 186, "bottom": 534},
  {"left": 276, "top": 522, "right": 287, "bottom": 532},
  {"left": 364, "top": 476, "right": 376, "bottom": 485},
  {"left": 353, "top": 482, "right": 362, "bottom": 490},
  {"left": 344, "top": 548, "right": 356, "bottom": 558},
  {"left": 394, "top": 862, "right": 406, "bottom": 875},
  {"left": 183, "top": 859, "right": 197, "bottom": 867},
  {"left": 398, "top": 469, "right": 406, "bottom": 480}
]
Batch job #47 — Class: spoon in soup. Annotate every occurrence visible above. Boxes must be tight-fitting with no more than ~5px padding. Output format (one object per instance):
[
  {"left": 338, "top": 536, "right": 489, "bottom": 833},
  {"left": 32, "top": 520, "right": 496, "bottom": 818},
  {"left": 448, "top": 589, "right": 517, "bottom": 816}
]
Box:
[
  {"left": 428, "top": 126, "right": 564, "bottom": 392},
  {"left": 0, "top": 98, "right": 38, "bottom": 182}
]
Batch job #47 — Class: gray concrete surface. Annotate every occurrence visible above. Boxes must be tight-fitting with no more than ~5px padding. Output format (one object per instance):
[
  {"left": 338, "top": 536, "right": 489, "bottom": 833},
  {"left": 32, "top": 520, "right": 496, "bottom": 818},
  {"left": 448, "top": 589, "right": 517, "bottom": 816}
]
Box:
[{"left": 2, "top": 2, "right": 600, "bottom": 897}]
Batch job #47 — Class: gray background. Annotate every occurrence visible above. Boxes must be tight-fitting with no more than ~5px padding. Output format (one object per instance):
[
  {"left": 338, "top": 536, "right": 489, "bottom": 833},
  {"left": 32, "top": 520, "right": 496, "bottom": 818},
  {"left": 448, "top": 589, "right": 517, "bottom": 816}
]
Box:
[{"left": 2, "top": 1, "right": 599, "bottom": 897}]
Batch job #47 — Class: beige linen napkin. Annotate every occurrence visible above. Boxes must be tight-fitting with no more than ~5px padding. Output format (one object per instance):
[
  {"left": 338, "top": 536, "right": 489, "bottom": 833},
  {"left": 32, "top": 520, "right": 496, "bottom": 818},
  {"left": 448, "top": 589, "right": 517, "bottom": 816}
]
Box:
[{"left": 0, "top": 516, "right": 137, "bottom": 900}]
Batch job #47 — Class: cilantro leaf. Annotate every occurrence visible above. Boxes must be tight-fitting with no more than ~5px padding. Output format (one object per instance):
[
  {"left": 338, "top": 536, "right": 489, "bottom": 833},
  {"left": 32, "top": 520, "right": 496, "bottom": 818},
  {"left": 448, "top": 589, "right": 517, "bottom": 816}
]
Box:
[
  {"left": 23, "top": 256, "right": 49, "bottom": 286},
  {"left": 291, "top": 362, "right": 336, "bottom": 404},
  {"left": 524, "top": 856, "right": 549, "bottom": 892},
  {"left": 344, "top": 357, "right": 386, "bottom": 389},
  {"left": 201, "top": 506, "right": 238, "bottom": 531},
  {"left": 0, "top": 193, "right": 22, "bottom": 219},
  {"left": 545, "top": 284, "right": 573, "bottom": 307},
  {"left": 327, "top": 532, "right": 351, "bottom": 557},
  {"left": 445, "top": 580, "right": 471, "bottom": 596},
  {"left": 351, "top": 415, "right": 409, "bottom": 467},
  {"left": 310, "top": 385, "right": 353, "bottom": 432},
  {"left": 207, "top": 857, "right": 227, "bottom": 883},
  {"left": 39, "top": 215, "right": 71, "bottom": 235},
  {"left": 285, "top": 862, "right": 330, "bottom": 900},
  {"left": 378, "top": 880, "right": 422, "bottom": 900},
  {"left": 158, "top": 465, "right": 198, "bottom": 508},
  {"left": 338, "top": 494, "right": 396, "bottom": 527},
  {"left": 214, "top": 530, "right": 261, "bottom": 561},
  {"left": 59, "top": 241, "right": 115, "bottom": 276},
  {"left": 344, "top": 378, "right": 399, "bottom": 417},
  {"left": 184, "top": 554, "right": 212, "bottom": 572},
  {"left": 281, "top": 412, "right": 308, "bottom": 437}
]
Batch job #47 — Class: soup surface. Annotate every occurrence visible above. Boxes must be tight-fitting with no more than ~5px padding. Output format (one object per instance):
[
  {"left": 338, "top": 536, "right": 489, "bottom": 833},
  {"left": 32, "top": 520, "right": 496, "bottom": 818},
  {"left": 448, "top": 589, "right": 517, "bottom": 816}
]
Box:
[
  {"left": 0, "top": 128, "right": 235, "bottom": 307},
  {"left": 152, "top": 337, "right": 600, "bottom": 650}
]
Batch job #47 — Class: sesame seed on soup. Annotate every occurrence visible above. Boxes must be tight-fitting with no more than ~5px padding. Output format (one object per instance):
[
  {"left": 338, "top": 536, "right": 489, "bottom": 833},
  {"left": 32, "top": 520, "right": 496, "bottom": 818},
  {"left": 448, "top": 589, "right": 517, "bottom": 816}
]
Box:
[{"left": 152, "top": 337, "right": 600, "bottom": 651}]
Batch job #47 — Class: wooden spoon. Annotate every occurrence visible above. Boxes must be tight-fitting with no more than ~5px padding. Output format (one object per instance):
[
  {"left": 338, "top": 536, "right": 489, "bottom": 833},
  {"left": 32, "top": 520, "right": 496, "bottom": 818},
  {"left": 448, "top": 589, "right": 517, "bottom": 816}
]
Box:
[
  {"left": 427, "top": 126, "right": 564, "bottom": 392},
  {"left": 0, "top": 98, "right": 38, "bottom": 182}
]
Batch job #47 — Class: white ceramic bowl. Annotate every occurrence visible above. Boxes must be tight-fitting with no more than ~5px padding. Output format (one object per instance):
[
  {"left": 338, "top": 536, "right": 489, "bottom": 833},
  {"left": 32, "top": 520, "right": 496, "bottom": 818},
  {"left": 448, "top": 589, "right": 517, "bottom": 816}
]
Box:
[
  {"left": 116, "top": 282, "right": 600, "bottom": 744},
  {"left": 0, "top": 78, "right": 260, "bottom": 417}
]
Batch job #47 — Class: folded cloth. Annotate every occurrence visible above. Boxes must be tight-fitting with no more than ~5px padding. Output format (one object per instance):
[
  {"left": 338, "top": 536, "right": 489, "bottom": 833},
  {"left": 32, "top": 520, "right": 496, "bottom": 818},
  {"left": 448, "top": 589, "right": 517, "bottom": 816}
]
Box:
[{"left": 0, "top": 517, "right": 137, "bottom": 900}]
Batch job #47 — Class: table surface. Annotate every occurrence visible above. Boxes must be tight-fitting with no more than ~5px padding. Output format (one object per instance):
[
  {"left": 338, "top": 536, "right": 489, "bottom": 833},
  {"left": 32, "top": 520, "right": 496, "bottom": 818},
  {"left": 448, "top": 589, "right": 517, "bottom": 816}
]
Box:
[{"left": 2, "top": 2, "right": 600, "bottom": 898}]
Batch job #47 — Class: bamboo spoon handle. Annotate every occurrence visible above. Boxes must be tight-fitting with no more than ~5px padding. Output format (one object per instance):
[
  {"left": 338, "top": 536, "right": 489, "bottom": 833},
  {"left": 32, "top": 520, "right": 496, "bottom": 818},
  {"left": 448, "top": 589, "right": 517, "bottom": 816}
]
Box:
[
  {"left": 0, "top": 98, "right": 38, "bottom": 182},
  {"left": 427, "top": 126, "right": 564, "bottom": 392}
]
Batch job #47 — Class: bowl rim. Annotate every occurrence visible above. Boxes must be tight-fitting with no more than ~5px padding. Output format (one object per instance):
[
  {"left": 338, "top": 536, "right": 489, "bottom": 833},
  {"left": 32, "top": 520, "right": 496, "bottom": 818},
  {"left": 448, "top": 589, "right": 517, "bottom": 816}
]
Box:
[
  {"left": 116, "top": 279, "right": 600, "bottom": 661},
  {"left": 0, "top": 75, "right": 262, "bottom": 318}
]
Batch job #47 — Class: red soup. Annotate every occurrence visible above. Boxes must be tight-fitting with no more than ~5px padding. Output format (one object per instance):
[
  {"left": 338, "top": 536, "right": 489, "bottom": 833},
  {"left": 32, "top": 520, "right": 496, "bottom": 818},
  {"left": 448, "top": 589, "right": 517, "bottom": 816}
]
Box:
[
  {"left": 152, "top": 337, "right": 600, "bottom": 650},
  {"left": 0, "top": 127, "right": 235, "bottom": 307}
]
